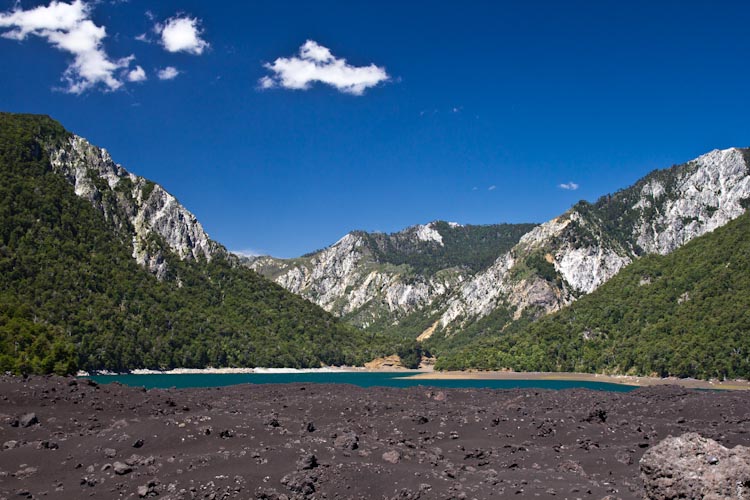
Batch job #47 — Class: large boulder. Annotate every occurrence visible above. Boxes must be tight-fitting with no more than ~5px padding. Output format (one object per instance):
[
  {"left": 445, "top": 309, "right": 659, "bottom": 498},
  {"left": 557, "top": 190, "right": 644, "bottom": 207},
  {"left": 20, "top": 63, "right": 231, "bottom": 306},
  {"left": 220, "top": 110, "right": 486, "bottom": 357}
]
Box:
[{"left": 640, "top": 432, "right": 750, "bottom": 499}]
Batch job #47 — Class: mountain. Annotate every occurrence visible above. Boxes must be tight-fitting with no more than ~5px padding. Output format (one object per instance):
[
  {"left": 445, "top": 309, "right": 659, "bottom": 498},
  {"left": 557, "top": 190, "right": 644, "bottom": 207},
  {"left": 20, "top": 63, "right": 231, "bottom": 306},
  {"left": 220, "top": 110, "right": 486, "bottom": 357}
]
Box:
[
  {"left": 437, "top": 209, "right": 750, "bottom": 379},
  {"left": 49, "top": 132, "right": 223, "bottom": 279},
  {"left": 425, "top": 147, "right": 750, "bottom": 350},
  {"left": 0, "top": 112, "right": 393, "bottom": 374},
  {"left": 248, "top": 221, "right": 536, "bottom": 331},
  {"left": 251, "top": 147, "right": 750, "bottom": 361}
]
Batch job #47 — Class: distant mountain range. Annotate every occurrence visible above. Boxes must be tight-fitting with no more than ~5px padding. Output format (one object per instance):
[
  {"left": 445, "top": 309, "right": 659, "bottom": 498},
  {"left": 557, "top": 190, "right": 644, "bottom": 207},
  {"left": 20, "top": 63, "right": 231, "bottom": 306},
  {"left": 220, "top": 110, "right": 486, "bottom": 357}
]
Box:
[
  {"left": 439, "top": 208, "right": 750, "bottom": 379},
  {"left": 249, "top": 147, "right": 750, "bottom": 360},
  {"left": 2, "top": 111, "right": 749, "bottom": 378}
]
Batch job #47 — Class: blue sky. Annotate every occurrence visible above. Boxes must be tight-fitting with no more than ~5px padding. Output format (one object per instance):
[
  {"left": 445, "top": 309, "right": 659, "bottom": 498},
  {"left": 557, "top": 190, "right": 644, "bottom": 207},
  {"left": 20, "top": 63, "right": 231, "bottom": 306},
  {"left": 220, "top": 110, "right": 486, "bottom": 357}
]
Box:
[{"left": 1, "top": 1, "right": 749, "bottom": 257}]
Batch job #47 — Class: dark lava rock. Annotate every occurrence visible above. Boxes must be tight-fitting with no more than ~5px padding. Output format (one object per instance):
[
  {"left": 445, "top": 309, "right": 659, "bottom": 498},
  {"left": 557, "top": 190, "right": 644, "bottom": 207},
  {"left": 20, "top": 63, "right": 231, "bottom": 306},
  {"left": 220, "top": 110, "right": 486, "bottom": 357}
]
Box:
[
  {"left": 296, "top": 453, "right": 318, "bottom": 470},
  {"left": 333, "top": 431, "right": 359, "bottom": 450},
  {"left": 583, "top": 408, "right": 607, "bottom": 423},
  {"left": 19, "top": 413, "right": 39, "bottom": 428},
  {"left": 281, "top": 471, "right": 317, "bottom": 495},
  {"left": 113, "top": 461, "right": 133, "bottom": 475},
  {"left": 265, "top": 414, "right": 281, "bottom": 428},
  {"left": 382, "top": 450, "right": 401, "bottom": 464},
  {"left": 640, "top": 432, "right": 750, "bottom": 499}
]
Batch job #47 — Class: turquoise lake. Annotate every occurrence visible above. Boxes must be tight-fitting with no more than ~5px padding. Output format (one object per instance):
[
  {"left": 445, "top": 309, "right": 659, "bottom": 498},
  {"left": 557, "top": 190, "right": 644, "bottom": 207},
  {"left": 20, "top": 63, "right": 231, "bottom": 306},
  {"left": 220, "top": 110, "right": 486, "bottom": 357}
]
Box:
[{"left": 86, "top": 372, "right": 636, "bottom": 392}]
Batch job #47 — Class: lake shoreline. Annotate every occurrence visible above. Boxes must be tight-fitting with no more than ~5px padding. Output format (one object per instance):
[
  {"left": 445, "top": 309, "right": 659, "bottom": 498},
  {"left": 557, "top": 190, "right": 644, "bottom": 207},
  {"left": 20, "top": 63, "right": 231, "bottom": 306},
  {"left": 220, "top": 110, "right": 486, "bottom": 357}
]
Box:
[
  {"left": 78, "top": 366, "right": 750, "bottom": 390},
  {"left": 403, "top": 370, "right": 750, "bottom": 390}
]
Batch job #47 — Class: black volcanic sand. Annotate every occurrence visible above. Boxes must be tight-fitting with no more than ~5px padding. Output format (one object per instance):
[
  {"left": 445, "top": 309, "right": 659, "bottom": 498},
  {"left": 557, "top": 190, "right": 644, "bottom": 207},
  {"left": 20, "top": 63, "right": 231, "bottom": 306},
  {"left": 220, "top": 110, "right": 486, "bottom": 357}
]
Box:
[{"left": 1, "top": 376, "right": 749, "bottom": 499}]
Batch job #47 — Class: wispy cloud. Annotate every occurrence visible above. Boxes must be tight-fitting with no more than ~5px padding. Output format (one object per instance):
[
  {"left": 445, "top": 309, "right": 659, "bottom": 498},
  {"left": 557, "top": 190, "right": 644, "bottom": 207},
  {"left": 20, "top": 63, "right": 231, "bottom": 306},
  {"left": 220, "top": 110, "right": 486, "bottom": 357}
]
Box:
[
  {"left": 126, "top": 65, "right": 146, "bottom": 82},
  {"left": 260, "top": 40, "right": 389, "bottom": 95},
  {"left": 558, "top": 181, "right": 580, "bottom": 191},
  {"left": 157, "top": 66, "right": 179, "bottom": 80},
  {"left": 0, "top": 0, "right": 136, "bottom": 93},
  {"left": 155, "top": 15, "right": 208, "bottom": 55},
  {"left": 488, "top": 185, "right": 497, "bottom": 191}
]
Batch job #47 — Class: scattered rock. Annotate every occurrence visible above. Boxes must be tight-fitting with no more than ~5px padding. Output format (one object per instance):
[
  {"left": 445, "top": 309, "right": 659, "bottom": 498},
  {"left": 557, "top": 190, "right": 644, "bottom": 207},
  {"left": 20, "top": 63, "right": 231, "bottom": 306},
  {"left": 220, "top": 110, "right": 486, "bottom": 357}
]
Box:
[
  {"left": 265, "top": 414, "right": 281, "bottom": 428},
  {"left": 583, "top": 408, "right": 607, "bottom": 423},
  {"left": 334, "top": 431, "right": 359, "bottom": 450},
  {"left": 137, "top": 480, "right": 158, "bottom": 497},
  {"left": 281, "top": 471, "right": 317, "bottom": 495},
  {"left": 19, "top": 413, "right": 39, "bottom": 428},
  {"left": 640, "top": 432, "right": 750, "bottom": 500},
  {"left": 113, "top": 461, "right": 132, "bottom": 475},
  {"left": 382, "top": 450, "right": 401, "bottom": 464},
  {"left": 37, "top": 440, "right": 58, "bottom": 450},
  {"left": 296, "top": 453, "right": 318, "bottom": 470}
]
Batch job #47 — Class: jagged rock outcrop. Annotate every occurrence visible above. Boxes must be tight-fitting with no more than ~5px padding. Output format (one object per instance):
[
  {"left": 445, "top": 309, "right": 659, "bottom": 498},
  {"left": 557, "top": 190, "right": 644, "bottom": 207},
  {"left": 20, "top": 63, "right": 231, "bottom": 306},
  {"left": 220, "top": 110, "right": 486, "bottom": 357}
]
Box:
[
  {"left": 633, "top": 148, "right": 750, "bottom": 254},
  {"left": 640, "top": 433, "right": 750, "bottom": 500},
  {"left": 251, "top": 229, "right": 465, "bottom": 327},
  {"left": 249, "top": 221, "right": 535, "bottom": 329},
  {"left": 436, "top": 147, "right": 750, "bottom": 331},
  {"left": 47, "top": 135, "right": 223, "bottom": 278},
  {"left": 252, "top": 148, "right": 750, "bottom": 343}
]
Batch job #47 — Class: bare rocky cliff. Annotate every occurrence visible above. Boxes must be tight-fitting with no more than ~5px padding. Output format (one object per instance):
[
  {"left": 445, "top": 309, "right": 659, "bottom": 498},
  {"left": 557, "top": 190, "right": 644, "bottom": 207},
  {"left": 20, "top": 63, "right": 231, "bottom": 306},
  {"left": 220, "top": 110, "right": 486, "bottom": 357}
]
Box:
[
  {"left": 249, "top": 222, "right": 534, "bottom": 329},
  {"left": 47, "top": 135, "right": 224, "bottom": 278},
  {"left": 438, "top": 147, "right": 750, "bottom": 331},
  {"left": 251, "top": 148, "right": 750, "bottom": 341},
  {"left": 250, "top": 226, "right": 467, "bottom": 328}
]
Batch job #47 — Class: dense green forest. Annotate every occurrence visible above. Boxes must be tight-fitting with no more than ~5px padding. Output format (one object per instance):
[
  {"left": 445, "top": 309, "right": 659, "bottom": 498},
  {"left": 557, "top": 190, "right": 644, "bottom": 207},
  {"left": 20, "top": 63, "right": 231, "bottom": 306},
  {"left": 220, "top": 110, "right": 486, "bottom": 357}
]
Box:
[
  {"left": 437, "top": 211, "right": 750, "bottom": 379},
  {"left": 0, "top": 113, "right": 397, "bottom": 375},
  {"left": 358, "top": 221, "right": 537, "bottom": 275}
]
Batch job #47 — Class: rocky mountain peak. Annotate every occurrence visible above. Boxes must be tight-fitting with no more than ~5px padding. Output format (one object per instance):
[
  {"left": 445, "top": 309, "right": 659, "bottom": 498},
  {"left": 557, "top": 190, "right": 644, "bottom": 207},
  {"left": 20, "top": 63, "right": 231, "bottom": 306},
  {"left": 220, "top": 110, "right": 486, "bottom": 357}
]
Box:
[
  {"left": 413, "top": 222, "right": 444, "bottom": 245},
  {"left": 47, "top": 134, "right": 223, "bottom": 278}
]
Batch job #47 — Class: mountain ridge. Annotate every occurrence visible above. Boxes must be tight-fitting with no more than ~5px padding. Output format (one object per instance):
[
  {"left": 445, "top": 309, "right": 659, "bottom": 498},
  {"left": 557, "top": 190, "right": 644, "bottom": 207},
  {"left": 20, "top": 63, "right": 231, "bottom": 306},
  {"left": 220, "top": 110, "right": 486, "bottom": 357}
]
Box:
[
  {"left": 0, "top": 112, "right": 395, "bottom": 374},
  {"left": 436, "top": 209, "right": 750, "bottom": 379},
  {"left": 248, "top": 220, "right": 537, "bottom": 329},
  {"left": 250, "top": 147, "right": 750, "bottom": 356}
]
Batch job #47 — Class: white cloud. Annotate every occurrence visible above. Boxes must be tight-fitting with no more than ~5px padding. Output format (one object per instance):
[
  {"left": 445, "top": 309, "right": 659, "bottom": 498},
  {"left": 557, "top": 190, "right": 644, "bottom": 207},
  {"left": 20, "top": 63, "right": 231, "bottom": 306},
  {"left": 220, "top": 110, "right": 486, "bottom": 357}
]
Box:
[
  {"left": 157, "top": 66, "right": 179, "bottom": 80},
  {"left": 134, "top": 32, "right": 148, "bottom": 42},
  {"left": 488, "top": 185, "right": 496, "bottom": 191},
  {"left": 558, "top": 182, "right": 580, "bottom": 190},
  {"left": 0, "top": 0, "right": 136, "bottom": 93},
  {"left": 260, "top": 40, "right": 389, "bottom": 95},
  {"left": 155, "top": 15, "right": 208, "bottom": 55},
  {"left": 127, "top": 65, "right": 146, "bottom": 82}
]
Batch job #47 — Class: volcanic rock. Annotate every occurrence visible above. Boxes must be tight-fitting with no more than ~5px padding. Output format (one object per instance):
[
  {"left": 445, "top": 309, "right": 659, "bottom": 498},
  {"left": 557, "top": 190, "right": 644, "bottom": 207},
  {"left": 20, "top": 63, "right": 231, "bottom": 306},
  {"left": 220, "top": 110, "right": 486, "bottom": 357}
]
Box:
[{"left": 640, "top": 432, "right": 750, "bottom": 499}]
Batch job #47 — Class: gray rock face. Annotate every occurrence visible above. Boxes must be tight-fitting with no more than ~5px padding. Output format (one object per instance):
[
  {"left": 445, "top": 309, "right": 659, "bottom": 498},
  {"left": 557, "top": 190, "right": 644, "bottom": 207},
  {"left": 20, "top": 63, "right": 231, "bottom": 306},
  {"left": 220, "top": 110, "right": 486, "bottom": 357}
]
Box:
[
  {"left": 634, "top": 148, "right": 750, "bottom": 255},
  {"left": 438, "top": 147, "right": 750, "bottom": 329},
  {"left": 640, "top": 432, "right": 750, "bottom": 500},
  {"left": 253, "top": 149, "right": 750, "bottom": 339},
  {"left": 47, "top": 135, "right": 223, "bottom": 278},
  {"left": 250, "top": 225, "right": 465, "bottom": 328}
]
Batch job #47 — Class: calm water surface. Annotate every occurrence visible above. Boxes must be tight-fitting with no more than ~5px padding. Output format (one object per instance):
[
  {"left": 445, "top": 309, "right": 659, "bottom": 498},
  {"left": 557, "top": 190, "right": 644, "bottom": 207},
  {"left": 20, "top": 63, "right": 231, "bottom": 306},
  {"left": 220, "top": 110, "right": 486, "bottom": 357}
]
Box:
[{"left": 86, "top": 372, "right": 636, "bottom": 392}]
